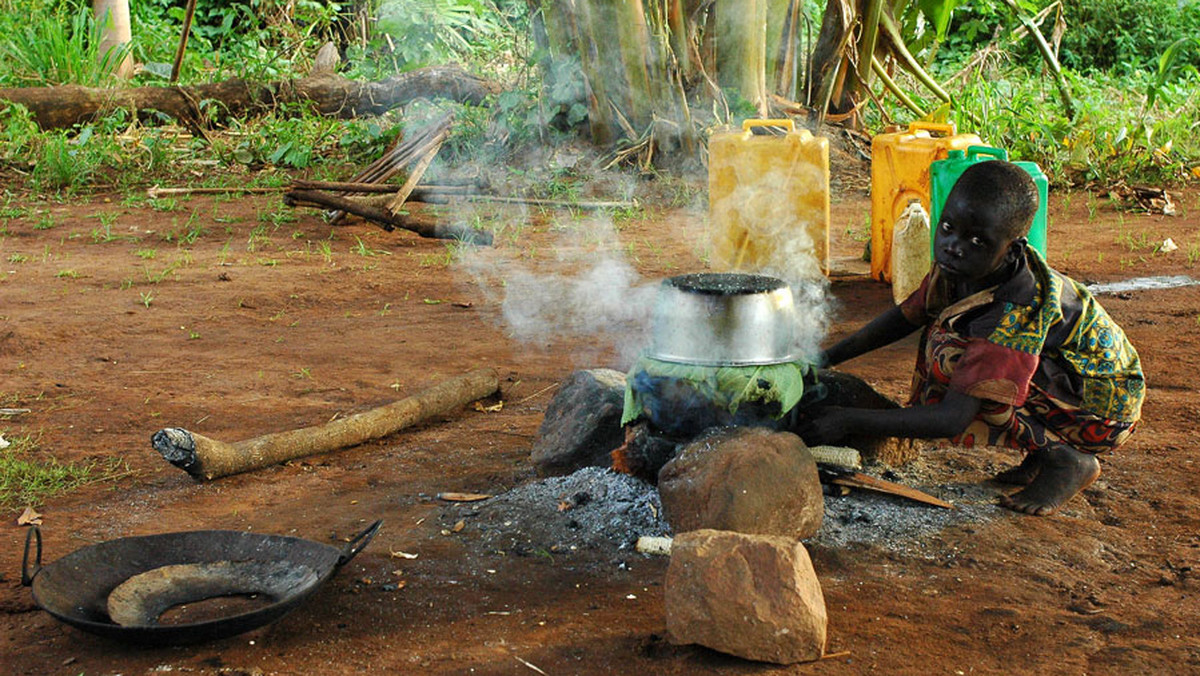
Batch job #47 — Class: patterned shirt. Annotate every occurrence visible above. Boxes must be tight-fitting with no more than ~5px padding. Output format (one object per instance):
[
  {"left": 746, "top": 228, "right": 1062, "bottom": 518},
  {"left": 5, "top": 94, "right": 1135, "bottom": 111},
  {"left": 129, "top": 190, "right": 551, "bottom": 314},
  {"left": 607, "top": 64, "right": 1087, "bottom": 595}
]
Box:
[{"left": 899, "top": 247, "right": 1144, "bottom": 423}]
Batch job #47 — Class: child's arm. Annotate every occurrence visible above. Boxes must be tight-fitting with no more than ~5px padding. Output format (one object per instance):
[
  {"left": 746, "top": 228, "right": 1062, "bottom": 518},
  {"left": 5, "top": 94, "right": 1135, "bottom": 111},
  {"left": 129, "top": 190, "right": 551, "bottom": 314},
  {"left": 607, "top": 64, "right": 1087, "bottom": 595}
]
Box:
[
  {"left": 822, "top": 306, "right": 922, "bottom": 366},
  {"left": 801, "top": 390, "right": 981, "bottom": 445}
]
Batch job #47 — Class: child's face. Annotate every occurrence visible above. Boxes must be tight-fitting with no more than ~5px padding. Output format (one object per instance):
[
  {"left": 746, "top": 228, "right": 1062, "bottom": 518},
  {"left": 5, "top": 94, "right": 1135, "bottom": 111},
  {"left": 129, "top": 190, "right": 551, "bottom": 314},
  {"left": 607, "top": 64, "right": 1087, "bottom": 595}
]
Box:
[{"left": 933, "top": 192, "right": 1018, "bottom": 282}]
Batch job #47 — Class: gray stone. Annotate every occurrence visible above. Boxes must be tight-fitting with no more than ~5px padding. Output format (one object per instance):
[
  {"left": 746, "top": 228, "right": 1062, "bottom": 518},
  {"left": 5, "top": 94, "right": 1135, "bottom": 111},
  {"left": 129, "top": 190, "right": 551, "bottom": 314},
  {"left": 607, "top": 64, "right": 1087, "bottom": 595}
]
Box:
[
  {"left": 531, "top": 369, "right": 627, "bottom": 477},
  {"left": 658, "top": 426, "right": 823, "bottom": 538},
  {"left": 665, "top": 529, "right": 827, "bottom": 664}
]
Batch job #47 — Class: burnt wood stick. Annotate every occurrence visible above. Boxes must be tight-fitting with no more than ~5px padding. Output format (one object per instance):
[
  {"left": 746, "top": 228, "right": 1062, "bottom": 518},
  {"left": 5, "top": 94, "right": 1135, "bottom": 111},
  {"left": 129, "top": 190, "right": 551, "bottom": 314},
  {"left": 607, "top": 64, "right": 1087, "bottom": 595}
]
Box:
[
  {"left": 284, "top": 189, "right": 491, "bottom": 244},
  {"left": 152, "top": 368, "right": 500, "bottom": 481}
]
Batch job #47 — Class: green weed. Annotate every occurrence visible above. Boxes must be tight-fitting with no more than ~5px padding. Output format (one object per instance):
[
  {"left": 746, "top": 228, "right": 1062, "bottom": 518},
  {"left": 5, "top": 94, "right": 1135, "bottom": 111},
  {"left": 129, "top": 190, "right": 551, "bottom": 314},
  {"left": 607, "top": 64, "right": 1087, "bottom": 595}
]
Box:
[
  {"left": 0, "top": 431, "right": 130, "bottom": 508},
  {"left": 8, "top": 253, "right": 27, "bottom": 263},
  {"left": 32, "top": 212, "right": 57, "bottom": 230},
  {"left": 351, "top": 236, "right": 390, "bottom": 257},
  {"left": 139, "top": 290, "right": 154, "bottom": 307},
  {"left": 134, "top": 248, "right": 157, "bottom": 260},
  {"left": 55, "top": 269, "right": 78, "bottom": 279}
]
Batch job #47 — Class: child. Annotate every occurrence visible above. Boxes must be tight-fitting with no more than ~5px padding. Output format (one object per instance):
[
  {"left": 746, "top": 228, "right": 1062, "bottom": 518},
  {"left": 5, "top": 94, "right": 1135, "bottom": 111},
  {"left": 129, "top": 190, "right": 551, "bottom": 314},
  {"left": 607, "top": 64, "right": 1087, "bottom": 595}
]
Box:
[{"left": 802, "top": 160, "right": 1144, "bottom": 516}]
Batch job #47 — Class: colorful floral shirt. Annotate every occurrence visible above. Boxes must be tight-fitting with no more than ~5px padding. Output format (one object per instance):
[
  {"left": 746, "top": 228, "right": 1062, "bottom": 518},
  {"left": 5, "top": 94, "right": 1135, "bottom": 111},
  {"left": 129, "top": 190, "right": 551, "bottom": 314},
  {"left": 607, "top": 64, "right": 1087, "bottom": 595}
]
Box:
[{"left": 899, "top": 247, "right": 1144, "bottom": 423}]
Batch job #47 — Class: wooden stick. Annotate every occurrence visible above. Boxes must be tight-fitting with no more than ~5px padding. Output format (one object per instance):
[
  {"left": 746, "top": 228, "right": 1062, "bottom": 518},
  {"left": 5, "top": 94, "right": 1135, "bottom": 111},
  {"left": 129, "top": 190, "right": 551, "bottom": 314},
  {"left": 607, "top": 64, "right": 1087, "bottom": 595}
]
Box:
[
  {"left": 386, "top": 129, "right": 449, "bottom": 214},
  {"left": 152, "top": 368, "right": 500, "bottom": 481},
  {"left": 283, "top": 189, "right": 491, "bottom": 244},
  {"left": 169, "top": 0, "right": 199, "bottom": 83},
  {"left": 827, "top": 471, "right": 956, "bottom": 509},
  {"left": 292, "top": 180, "right": 477, "bottom": 195},
  {"left": 147, "top": 185, "right": 281, "bottom": 198},
  {"left": 457, "top": 194, "right": 638, "bottom": 211}
]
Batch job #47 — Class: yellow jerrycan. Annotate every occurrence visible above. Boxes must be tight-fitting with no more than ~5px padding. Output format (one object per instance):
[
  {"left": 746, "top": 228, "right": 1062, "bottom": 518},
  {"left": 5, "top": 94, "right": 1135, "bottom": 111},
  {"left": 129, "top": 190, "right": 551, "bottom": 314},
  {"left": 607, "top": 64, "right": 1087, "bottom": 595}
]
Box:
[
  {"left": 709, "top": 119, "right": 830, "bottom": 279},
  {"left": 870, "top": 121, "right": 981, "bottom": 283}
]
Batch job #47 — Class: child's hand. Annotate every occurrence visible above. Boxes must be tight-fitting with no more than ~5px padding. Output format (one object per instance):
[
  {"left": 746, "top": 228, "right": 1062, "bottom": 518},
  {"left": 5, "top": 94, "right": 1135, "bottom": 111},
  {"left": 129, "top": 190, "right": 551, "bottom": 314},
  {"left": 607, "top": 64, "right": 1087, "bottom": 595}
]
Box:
[{"left": 796, "top": 406, "right": 852, "bottom": 446}]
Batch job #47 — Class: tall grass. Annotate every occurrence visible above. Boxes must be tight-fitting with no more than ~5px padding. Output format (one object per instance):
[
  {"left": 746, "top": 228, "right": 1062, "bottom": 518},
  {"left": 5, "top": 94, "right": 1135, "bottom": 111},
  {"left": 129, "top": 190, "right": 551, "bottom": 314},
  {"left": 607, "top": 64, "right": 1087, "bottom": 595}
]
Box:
[{"left": 0, "top": 3, "right": 130, "bottom": 87}]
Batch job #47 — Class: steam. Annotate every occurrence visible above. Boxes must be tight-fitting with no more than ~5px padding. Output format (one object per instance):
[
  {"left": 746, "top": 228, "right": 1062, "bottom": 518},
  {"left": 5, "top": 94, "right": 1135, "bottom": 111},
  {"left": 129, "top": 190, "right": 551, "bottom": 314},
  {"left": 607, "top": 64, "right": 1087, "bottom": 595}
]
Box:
[
  {"left": 459, "top": 206, "right": 658, "bottom": 368},
  {"left": 707, "top": 151, "right": 832, "bottom": 363}
]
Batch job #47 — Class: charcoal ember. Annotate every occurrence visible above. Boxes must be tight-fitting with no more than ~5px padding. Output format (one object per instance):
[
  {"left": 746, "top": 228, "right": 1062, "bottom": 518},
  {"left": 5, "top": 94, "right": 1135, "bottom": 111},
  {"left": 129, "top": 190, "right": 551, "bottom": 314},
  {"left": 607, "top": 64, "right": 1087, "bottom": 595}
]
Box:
[
  {"left": 610, "top": 421, "right": 680, "bottom": 484},
  {"left": 658, "top": 427, "right": 823, "bottom": 538},
  {"left": 531, "top": 369, "right": 627, "bottom": 477}
]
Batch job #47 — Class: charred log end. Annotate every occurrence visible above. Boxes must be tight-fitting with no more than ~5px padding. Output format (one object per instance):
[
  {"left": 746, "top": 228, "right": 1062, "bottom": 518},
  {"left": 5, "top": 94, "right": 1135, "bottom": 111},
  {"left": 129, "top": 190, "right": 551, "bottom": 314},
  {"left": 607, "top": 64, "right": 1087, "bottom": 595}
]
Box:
[
  {"left": 433, "top": 224, "right": 493, "bottom": 246},
  {"left": 151, "top": 427, "right": 201, "bottom": 473}
]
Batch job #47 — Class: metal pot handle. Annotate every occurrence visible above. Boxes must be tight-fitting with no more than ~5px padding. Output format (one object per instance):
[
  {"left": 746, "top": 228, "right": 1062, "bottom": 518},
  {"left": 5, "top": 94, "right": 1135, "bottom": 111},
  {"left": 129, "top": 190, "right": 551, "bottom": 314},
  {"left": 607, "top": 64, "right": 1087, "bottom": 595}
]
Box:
[
  {"left": 21, "top": 525, "right": 42, "bottom": 586},
  {"left": 337, "top": 520, "right": 382, "bottom": 566}
]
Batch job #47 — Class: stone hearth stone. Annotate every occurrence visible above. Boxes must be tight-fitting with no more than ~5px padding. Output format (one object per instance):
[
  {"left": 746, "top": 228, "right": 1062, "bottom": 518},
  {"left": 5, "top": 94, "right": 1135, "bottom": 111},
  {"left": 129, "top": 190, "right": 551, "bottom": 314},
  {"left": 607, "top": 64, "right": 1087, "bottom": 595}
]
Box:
[
  {"left": 531, "top": 369, "right": 627, "bottom": 477},
  {"left": 658, "top": 427, "right": 823, "bottom": 538},
  {"left": 665, "top": 529, "right": 827, "bottom": 664}
]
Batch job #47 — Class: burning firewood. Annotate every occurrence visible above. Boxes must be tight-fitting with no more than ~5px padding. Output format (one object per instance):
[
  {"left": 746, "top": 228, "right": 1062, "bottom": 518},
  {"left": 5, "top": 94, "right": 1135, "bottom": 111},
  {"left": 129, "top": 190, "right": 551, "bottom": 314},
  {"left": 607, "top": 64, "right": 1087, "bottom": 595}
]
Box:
[{"left": 152, "top": 368, "right": 499, "bottom": 481}]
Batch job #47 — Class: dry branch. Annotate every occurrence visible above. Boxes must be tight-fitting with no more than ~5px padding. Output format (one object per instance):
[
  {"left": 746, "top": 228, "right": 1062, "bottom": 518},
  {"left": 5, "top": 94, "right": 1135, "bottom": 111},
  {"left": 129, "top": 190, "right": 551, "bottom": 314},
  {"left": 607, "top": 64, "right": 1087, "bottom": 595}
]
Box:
[
  {"left": 0, "top": 66, "right": 497, "bottom": 130},
  {"left": 152, "top": 368, "right": 500, "bottom": 481},
  {"left": 282, "top": 189, "right": 493, "bottom": 244}
]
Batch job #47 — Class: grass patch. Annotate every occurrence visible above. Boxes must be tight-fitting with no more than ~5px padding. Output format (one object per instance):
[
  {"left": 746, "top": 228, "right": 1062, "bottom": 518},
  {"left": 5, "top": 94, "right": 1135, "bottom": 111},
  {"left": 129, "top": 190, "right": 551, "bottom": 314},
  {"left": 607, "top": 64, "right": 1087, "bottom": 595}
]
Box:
[{"left": 0, "top": 431, "right": 129, "bottom": 508}]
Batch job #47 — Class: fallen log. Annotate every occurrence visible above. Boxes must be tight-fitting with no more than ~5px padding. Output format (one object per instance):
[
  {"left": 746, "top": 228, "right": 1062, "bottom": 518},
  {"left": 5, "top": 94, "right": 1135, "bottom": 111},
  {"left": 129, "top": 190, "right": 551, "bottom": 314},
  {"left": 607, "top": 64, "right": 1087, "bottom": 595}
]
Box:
[
  {"left": 282, "top": 188, "right": 493, "bottom": 244},
  {"left": 152, "top": 368, "right": 500, "bottom": 481},
  {"left": 0, "top": 65, "right": 498, "bottom": 130}
]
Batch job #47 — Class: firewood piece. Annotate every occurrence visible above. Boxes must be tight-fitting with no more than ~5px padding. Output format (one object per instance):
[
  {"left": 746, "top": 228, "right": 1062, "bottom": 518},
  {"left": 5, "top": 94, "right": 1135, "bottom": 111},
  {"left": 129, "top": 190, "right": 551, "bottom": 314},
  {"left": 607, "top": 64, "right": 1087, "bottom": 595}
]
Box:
[
  {"left": 386, "top": 129, "right": 449, "bottom": 214},
  {"left": 283, "top": 189, "right": 492, "bottom": 245},
  {"left": 328, "top": 114, "right": 453, "bottom": 223},
  {"left": 0, "top": 66, "right": 497, "bottom": 130},
  {"left": 152, "top": 368, "right": 500, "bottom": 481},
  {"left": 821, "top": 469, "right": 955, "bottom": 509}
]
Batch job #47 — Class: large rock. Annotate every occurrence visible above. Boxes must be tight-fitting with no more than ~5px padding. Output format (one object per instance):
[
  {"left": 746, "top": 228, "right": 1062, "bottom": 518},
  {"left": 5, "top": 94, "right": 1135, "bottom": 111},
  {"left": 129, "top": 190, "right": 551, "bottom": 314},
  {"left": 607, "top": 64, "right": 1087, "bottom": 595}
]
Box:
[
  {"left": 531, "top": 369, "right": 627, "bottom": 477},
  {"left": 658, "top": 427, "right": 823, "bottom": 539},
  {"left": 665, "top": 529, "right": 827, "bottom": 664}
]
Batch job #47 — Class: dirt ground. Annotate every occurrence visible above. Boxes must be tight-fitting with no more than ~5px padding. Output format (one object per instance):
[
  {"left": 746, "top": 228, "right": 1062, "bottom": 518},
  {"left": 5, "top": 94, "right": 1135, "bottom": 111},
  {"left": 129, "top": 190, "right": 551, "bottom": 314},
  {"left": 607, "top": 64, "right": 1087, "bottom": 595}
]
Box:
[{"left": 1, "top": 161, "right": 1199, "bottom": 676}]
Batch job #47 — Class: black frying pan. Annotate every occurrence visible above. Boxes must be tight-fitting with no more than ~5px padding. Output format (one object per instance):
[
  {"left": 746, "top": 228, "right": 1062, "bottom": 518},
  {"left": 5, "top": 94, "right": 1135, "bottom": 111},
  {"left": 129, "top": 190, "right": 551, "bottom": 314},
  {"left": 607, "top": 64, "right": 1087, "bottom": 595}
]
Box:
[{"left": 21, "top": 520, "right": 381, "bottom": 646}]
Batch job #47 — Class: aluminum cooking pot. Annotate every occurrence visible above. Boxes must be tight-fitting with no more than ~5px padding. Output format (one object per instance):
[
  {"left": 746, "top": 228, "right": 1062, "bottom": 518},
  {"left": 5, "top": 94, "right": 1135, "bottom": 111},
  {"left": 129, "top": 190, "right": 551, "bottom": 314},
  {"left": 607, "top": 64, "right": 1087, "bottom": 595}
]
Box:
[{"left": 647, "top": 272, "right": 796, "bottom": 366}]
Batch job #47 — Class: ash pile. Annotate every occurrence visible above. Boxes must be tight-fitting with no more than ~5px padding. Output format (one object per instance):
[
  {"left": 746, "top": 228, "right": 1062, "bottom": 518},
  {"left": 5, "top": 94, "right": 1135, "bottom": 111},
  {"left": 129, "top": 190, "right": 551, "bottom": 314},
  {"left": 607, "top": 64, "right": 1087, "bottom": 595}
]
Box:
[{"left": 440, "top": 466, "right": 669, "bottom": 556}]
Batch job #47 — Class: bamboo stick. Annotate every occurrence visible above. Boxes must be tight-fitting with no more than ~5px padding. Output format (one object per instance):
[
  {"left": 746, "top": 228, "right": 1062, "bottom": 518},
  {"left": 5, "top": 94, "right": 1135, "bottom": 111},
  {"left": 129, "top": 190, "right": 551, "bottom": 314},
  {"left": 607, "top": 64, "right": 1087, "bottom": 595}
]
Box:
[
  {"left": 152, "top": 368, "right": 500, "bottom": 481},
  {"left": 386, "top": 129, "right": 449, "bottom": 214}
]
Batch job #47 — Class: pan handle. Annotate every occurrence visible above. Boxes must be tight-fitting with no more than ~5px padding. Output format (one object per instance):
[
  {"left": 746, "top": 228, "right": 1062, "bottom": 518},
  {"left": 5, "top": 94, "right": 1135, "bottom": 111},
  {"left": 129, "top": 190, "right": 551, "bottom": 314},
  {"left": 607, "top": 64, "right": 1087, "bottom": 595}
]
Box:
[
  {"left": 337, "top": 520, "right": 382, "bottom": 566},
  {"left": 21, "top": 525, "right": 42, "bottom": 586}
]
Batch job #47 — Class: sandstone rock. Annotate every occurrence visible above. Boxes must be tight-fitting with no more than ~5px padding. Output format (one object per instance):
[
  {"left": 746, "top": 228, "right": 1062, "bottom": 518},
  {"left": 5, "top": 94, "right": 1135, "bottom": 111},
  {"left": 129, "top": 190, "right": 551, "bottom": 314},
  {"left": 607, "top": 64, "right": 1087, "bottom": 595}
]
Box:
[
  {"left": 531, "top": 369, "right": 627, "bottom": 477},
  {"left": 658, "top": 426, "right": 823, "bottom": 539},
  {"left": 665, "top": 529, "right": 827, "bottom": 664}
]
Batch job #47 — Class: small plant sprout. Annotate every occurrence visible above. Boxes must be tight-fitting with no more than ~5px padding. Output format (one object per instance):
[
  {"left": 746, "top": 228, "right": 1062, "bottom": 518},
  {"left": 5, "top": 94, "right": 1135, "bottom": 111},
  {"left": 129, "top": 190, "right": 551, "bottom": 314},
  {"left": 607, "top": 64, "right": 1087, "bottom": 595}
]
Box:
[
  {"left": 55, "top": 269, "right": 79, "bottom": 279},
  {"left": 134, "top": 248, "right": 157, "bottom": 260},
  {"left": 140, "top": 290, "right": 154, "bottom": 307},
  {"left": 351, "top": 236, "right": 389, "bottom": 257},
  {"left": 293, "top": 367, "right": 312, "bottom": 379},
  {"left": 33, "top": 213, "right": 57, "bottom": 230},
  {"left": 8, "top": 253, "right": 27, "bottom": 263},
  {"left": 188, "top": 331, "right": 200, "bottom": 340}
]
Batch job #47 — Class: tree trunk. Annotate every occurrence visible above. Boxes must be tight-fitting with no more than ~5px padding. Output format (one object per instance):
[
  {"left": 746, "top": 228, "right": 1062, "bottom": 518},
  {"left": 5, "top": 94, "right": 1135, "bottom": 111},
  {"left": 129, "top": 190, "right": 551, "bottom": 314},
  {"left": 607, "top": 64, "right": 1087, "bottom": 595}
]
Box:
[
  {"left": 714, "top": 0, "right": 767, "bottom": 114},
  {"left": 93, "top": 0, "right": 134, "bottom": 79},
  {"left": 0, "top": 65, "right": 498, "bottom": 130},
  {"left": 807, "top": 0, "right": 855, "bottom": 113}
]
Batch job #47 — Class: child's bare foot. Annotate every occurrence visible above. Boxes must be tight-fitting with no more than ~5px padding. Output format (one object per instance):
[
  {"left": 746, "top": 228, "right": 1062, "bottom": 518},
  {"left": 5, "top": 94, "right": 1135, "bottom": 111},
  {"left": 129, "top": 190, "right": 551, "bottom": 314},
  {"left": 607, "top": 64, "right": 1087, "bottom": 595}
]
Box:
[
  {"left": 993, "top": 452, "right": 1042, "bottom": 485},
  {"left": 999, "top": 444, "right": 1100, "bottom": 516}
]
